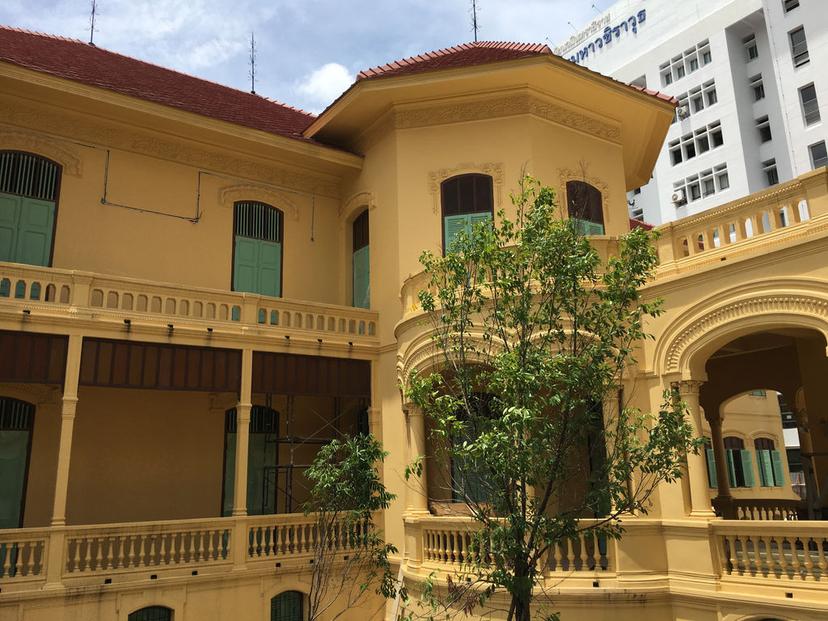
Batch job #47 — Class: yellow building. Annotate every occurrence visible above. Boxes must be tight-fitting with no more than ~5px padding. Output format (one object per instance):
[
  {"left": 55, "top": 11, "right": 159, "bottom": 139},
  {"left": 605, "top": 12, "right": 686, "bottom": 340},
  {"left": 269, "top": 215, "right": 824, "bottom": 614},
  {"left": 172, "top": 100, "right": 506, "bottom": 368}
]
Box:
[{"left": 0, "top": 27, "right": 827, "bottom": 621}]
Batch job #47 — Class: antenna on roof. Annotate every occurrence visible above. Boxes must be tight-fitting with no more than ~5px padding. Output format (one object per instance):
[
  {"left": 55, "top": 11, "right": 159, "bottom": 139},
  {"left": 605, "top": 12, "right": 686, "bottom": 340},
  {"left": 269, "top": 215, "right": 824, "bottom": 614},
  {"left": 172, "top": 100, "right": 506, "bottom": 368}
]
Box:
[
  {"left": 88, "top": 0, "right": 98, "bottom": 46},
  {"left": 470, "top": 0, "right": 480, "bottom": 43},
  {"left": 592, "top": 3, "right": 602, "bottom": 15},
  {"left": 249, "top": 32, "right": 257, "bottom": 95}
]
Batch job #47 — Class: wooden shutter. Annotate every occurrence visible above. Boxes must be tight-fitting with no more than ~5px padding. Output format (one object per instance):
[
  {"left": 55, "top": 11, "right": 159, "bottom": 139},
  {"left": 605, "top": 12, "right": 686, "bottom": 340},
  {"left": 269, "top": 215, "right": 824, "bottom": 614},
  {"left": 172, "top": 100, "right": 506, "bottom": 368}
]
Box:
[
  {"left": 271, "top": 591, "right": 303, "bottom": 621},
  {"left": 0, "top": 194, "right": 19, "bottom": 261},
  {"left": 15, "top": 197, "right": 55, "bottom": 266},
  {"left": 740, "top": 450, "right": 755, "bottom": 487},
  {"left": 233, "top": 236, "right": 259, "bottom": 293},
  {"left": 572, "top": 217, "right": 605, "bottom": 236},
  {"left": 352, "top": 245, "right": 370, "bottom": 309},
  {"left": 233, "top": 201, "right": 283, "bottom": 297},
  {"left": 258, "top": 240, "right": 282, "bottom": 297},
  {"left": 771, "top": 450, "right": 785, "bottom": 487},
  {"left": 444, "top": 214, "right": 470, "bottom": 253},
  {"left": 705, "top": 447, "right": 717, "bottom": 488},
  {"left": 725, "top": 450, "right": 737, "bottom": 488},
  {"left": 757, "top": 449, "right": 773, "bottom": 486}
]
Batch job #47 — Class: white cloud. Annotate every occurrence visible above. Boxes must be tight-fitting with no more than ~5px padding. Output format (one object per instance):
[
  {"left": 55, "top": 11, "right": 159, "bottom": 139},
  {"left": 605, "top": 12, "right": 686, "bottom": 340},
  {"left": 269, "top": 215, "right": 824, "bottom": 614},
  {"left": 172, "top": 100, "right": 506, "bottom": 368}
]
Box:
[{"left": 294, "top": 62, "right": 354, "bottom": 112}]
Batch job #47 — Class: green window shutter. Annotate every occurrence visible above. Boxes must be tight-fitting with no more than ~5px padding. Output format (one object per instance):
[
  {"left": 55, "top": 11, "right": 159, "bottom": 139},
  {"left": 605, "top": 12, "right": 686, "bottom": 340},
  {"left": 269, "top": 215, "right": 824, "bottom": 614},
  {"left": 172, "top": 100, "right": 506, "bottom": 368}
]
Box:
[
  {"left": 725, "top": 450, "right": 737, "bottom": 488},
  {"left": 14, "top": 198, "right": 55, "bottom": 267},
  {"left": 257, "top": 240, "right": 282, "bottom": 298},
  {"left": 705, "top": 447, "right": 718, "bottom": 488},
  {"left": 757, "top": 450, "right": 774, "bottom": 486},
  {"left": 572, "top": 217, "right": 605, "bottom": 236},
  {"left": 771, "top": 450, "right": 785, "bottom": 487},
  {"left": 0, "top": 194, "right": 20, "bottom": 262},
  {"left": 233, "top": 237, "right": 260, "bottom": 294},
  {"left": 469, "top": 212, "right": 492, "bottom": 230},
  {"left": 444, "top": 214, "right": 471, "bottom": 253},
  {"left": 271, "top": 591, "right": 303, "bottom": 621},
  {"left": 740, "top": 450, "right": 755, "bottom": 487},
  {"left": 352, "top": 245, "right": 370, "bottom": 309}
]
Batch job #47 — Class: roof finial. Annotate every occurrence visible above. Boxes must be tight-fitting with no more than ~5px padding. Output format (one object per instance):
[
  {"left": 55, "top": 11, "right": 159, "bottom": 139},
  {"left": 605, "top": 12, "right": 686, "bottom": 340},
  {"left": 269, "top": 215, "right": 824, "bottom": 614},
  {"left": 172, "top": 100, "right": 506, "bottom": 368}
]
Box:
[
  {"left": 88, "top": 0, "right": 98, "bottom": 46},
  {"left": 471, "top": 0, "right": 480, "bottom": 43},
  {"left": 249, "top": 32, "right": 257, "bottom": 94}
]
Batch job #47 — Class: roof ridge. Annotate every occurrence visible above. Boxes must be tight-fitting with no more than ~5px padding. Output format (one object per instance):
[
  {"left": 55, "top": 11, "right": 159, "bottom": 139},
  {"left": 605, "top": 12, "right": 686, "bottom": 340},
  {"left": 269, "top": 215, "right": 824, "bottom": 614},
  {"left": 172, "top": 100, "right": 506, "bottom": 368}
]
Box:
[
  {"left": 0, "top": 24, "right": 317, "bottom": 120},
  {"left": 356, "top": 40, "right": 550, "bottom": 80}
]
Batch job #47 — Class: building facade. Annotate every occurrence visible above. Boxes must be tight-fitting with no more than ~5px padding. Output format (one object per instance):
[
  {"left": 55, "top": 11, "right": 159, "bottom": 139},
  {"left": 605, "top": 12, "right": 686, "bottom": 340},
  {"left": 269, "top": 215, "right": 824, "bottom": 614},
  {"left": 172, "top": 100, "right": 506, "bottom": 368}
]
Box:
[
  {"left": 1, "top": 27, "right": 828, "bottom": 621},
  {"left": 555, "top": 0, "right": 828, "bottom": 225}
]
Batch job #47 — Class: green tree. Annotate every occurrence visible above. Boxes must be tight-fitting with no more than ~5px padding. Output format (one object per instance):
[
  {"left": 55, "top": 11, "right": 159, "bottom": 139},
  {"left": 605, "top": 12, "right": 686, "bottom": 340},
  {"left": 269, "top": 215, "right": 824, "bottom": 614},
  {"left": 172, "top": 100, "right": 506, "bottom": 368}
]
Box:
[
  {"left": 303, "top": 434, "right": 403, "bottom": 621},
  {"left": 406, "top": 175, "right": 700, "bottom": 621}
]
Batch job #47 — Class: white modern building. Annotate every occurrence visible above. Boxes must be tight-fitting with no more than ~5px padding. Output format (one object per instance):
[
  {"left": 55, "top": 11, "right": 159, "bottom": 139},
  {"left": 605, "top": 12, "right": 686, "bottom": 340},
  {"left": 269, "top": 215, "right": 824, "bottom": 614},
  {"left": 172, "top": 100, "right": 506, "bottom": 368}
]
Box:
[{"left": 555, "top": 0, "right": 828, "bottom": 225}]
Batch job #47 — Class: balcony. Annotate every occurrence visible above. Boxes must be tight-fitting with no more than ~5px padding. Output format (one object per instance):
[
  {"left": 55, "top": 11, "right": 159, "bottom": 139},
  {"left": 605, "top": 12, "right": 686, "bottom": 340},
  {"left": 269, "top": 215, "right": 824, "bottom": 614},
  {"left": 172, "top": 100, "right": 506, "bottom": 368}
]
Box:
[
  {"left": 0, "top": 513, "right": 360, "bottom": 594},
  {"left": 0, "top": 263, "right": 379, "bottom": 349}
]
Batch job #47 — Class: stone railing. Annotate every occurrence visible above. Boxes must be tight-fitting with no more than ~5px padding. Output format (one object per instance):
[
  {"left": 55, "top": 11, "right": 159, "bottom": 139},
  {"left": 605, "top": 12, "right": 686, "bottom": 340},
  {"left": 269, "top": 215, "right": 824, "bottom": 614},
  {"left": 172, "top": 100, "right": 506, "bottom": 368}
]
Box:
[
  {"left": 655, "top": 168, "right": 828, "bottom": 274},
  {"left": 0, "top": 263, "right": 378, "bottom": 344},
  {"left": 732, "top": 498, "right": 802, "bottom": 521},
  {"left": 0, "top": 513, "right": 349, "bottom": 593},
  {"left": 713, "top": 520, "right": 828, "bottom": 582}
]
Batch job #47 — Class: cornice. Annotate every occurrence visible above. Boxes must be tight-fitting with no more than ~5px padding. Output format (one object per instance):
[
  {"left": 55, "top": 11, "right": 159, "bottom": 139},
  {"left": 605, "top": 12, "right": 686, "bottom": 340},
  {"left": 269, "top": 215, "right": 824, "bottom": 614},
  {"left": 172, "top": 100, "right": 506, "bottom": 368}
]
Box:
[
  {"left": 0, "top": 125, "right": 82, "bottom": 176},
  {"left": 0, "top": 96, "right": 342, "bottom": 198}
]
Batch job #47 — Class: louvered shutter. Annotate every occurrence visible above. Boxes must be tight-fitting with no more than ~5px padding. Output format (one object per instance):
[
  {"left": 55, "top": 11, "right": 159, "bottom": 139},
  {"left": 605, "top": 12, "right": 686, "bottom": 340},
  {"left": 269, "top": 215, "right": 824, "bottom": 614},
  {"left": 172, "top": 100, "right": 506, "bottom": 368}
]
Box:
[
  {"left": 0, "top": 194, "right": 19, "bottom": 262},
  {"left": 469, "top": 211, "right": 492, "bottom": 230},
  {"left": 757, "top": 450, "right": 774, "bottom": 487},
  {"left": 444, "top": 214, "right": 470, "bottom": 253},
  {"left": 15, "top": 197, "right": 55, "bottom": 267},
  {"left": 725, "top": 450, "right": 737, "bottom": 488},
  {"left": 740, "top": 450, "right": 755, "bottom": 487},
  {"left": 705, "top": 447, "right": 717, "bottom": 488},
  {"left": 233, "top": 237, "right": 260, "bottom": 294},
  {"left": 771, "top": 450, "right": 785, "bottom": 487},
  {"left": 271, "top": 591, "right": 303, "bottom": 621},
  {"left": 572, "top": 217, "right": 605, "bottom": 236},
  {"left": 352, "top": 245, "right": 370, "bottom": 309},
  {"left": 258, "top": 240, "right": 282, "bottom": 297}
]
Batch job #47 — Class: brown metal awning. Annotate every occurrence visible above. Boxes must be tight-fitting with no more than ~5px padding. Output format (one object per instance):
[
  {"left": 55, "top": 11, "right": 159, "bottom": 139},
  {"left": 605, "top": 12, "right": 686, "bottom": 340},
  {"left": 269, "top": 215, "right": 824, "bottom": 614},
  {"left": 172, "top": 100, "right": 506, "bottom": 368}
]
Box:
[
  {"left": 0, "top": 330, "right": 67, "bottom": 385},
  {"left": 253, "top": 352, "right": 370, "bottom": 398}
]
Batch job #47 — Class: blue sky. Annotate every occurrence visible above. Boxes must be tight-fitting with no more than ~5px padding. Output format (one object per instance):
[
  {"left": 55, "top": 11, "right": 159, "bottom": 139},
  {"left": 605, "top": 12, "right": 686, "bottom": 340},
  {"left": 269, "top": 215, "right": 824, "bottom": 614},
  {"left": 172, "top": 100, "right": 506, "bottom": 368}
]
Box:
[{"left": 0, "top": 1, "right": 608, "bottom": 113}]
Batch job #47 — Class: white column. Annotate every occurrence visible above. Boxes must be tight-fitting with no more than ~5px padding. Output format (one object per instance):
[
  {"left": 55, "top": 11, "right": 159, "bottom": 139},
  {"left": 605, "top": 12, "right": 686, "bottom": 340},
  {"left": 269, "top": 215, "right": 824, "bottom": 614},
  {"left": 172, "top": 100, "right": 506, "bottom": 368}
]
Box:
[
  {"left": 405, "top": 404, "right": 429, "bottom": 514},
  {"left": 679, "top": 380, "right": 716, "bottom": 518},
  {"left": 232, "top": 349, "right": 253, "bottom": 517},
  {"left": 51, "top": 334, "right": 82, "bottom": 527}
]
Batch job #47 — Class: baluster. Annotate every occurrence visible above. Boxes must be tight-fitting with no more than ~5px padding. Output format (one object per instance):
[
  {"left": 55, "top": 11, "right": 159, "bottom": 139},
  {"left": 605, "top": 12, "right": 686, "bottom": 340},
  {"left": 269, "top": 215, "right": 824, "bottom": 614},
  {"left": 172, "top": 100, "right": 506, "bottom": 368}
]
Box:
[
  {"left": 162, "top": 533, "right": 171, "bottom": 565},
  {"left": 299, "top": 523, "right": 306, "bottom": 553},
  {"left": 127, "top": 535, "right": 136, "bottom": 568},
  {"left": 207, "top": 530, "right": 216, "bottom": 561},
  {"left": 552, "top": 541, "right": 563, "bottom": 572},
  {"left": 425, "top": 531, "right": 433, "bottom": 561},
  {"left": 197, "top": 530, "right": 206, "bottom": 561},
  {"left": 177, "top": 532, "right": 186, "bottom": 564},
  {"left": 725, "top": 536, "right": 736, "bottom": 574},
  {"left": 816, "top": 537, "right": 828, "bottom": 574},
  {"left": 803, "top": 537, "right": 815, "bottom": 578},
  {"left": 757, "top": 536, "right": 770, "bottom": 574},
  {"left": 2, "top": 543, "right": 13, "bottom": 577},
  {"left": 92, "top": 536, "right": 103, "bottom": 570},
  {"left": 790, "top": 537, "right": 803, "bottom": 577},
  {"left": 83, "top": 537, "right": 93, "bottom": 571},
  {"left": 13, "top": 543, "right": 25, "bottom": 576},
  {"left": 22, "top": 542, "right": 34, "bottom": 576},
  {"left": 578, "top": 534, "right": 589, "bottom": 571},
  {"left": 103, "top": 537, "right": 114, "bottom": 570},
  {"left": 188, "top": 530, "right": 197, "bottom": 563},
  {"left": 451, "top": 532, "right": 459, "bottom": 564},
  {"left": 778, "top": 536, "right": 790, "bottom": 576}
]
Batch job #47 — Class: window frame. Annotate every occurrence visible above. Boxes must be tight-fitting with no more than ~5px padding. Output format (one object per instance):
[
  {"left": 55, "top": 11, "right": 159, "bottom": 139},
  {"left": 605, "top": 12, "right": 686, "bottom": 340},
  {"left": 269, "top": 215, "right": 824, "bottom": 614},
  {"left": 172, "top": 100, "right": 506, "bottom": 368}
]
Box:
[
  {"left": 783, "top": 0, "right": 800, "bottom": 12},
  {"left": 351, "top": 209, "right": 370, "bottom": 309},
  {"left": 799, "top": 83, "right": 821, "bottom": 126},
  {"left": 763, "top": 159, "right": 779, "bottom": 186},
  {"left": 566, "top": 180, "right": 605, "bottom": 235},
  {"left": 810, "top": 141, "right": 828, "bottom": 169},
  {"left": 789, "top": 26, "right": 810, "bottom": 67},
  {"left": 231, "top": 200, "right": 285, "bottom": 298},
  {"left": 440, "top": 173, "right": 494, "bottom": 256},
  {"left": 756, "top": 116, "right": 772, "bottom": 143}
]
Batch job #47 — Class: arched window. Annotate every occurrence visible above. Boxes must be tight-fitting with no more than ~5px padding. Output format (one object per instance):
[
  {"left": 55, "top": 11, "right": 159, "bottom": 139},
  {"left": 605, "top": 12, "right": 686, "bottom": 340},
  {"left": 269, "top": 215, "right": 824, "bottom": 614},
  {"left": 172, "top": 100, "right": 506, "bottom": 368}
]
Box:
[
  {"left": 0, "top": 151, "right": 60, "bottom": 267},
  {"left": 754, "top": 437, "right": 785, "bottom": 487},
  {"left": 724, "top": 436, "right": 754, "bottom": 488},
  {"left": 0, "top": 397, "right": 35, "bottom": 529},
  {"left": 352, "top": 209, "right": 370, "bottom": 309},
  {"left": 271, "top": 590, "right": 304, "bottom": 621},
  {"left": 441, "top": 174, "right": 493, "bottom": 254},
  {"left": 566, "top": 180, "right": 604, "bottom": 235},
  {"left": 451, "top": 393, "right": 494, "bottom": 503},
  {"left": 127, "top": 606, "right": 173, "bottom": 621},
  {"left": 222, "top": 406, "right": 280, "bottom": 516},
  {"left": 233, "top": 201, "right": 283, "bottom": 297}
]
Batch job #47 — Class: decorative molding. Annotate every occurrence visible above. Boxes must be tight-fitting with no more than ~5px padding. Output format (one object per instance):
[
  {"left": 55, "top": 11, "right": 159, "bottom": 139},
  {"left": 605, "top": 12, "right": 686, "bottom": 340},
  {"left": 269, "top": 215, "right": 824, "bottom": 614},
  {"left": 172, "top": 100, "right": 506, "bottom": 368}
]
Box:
[
  {"left": 0, "top": 383, "right": 62, "bottom": 406},
  {"left": 0, "top": 98, "right": 340, "bottom": 198},
  {"left": 340, "top": 191, "right": 377, "bottom": 219},
  {"left": 428, "top": 162, "right": 504, "bottom": 215},
  {"left": 0, "top": 125, "right": 83, "bottom": 176},
  {"left": 394, "top": 93, "right": 621, "bottom": 143},
  {"left": 558, "top": 167, "right": 610, "bottom": 217},
  {"left": 662, "top": 293, "right": 828, "bottom": 375},
  {"left": 218, "top": 184, "right": 301, "bottom": 220}
]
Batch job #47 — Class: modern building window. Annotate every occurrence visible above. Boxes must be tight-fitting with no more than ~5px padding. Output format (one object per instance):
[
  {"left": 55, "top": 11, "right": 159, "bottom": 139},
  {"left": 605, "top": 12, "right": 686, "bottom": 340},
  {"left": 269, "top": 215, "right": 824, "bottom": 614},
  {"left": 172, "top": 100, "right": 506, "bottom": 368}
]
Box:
[
  {"left": 724, "top": 437, "right": 755, "bottom": 488},
  {"left": 799, "top": 83, "right": 821, "bottom": 126},
  {"left": 750, "top": 74, "right": 765, "bottom": 101},
  {"left": 352, "top": 209, "right": 370, "bottom": 309},
  {"left": 756, "top": 116, "right": 772, "bottom": 142},
  {"left": 668, "top": 121, "right": 723, "bottom": 165},
  {"left": 763, "top": 159, "right": 779, "bottom": 186},
  {"left": 754, "top": 438, "right": 785, "bottom": 487},
  {"left": 744, "top": 34, "right": 759, "bottom": 61},
  {"left": 706, "top": 85, "right": 718, "bottom": 106},
  {"left": 441, "top": 174, "right": 493, "bottom": 254},
  {"left": 566, "top": 180, "right": 604, "bottom": 235},
  {"left": 673, "top": 164, "right": 729, "bottom": 204},
  {"left": 128, "top": 607, "right": 173, "bottom": 621},
  {"left": 233, "top": 201, "right": 283, "bottom": 297},
  {"left": 0, "top": 397, "right": 35, "bottom": 529},
  {"left": 717, "top": 169, "right": 730, "bottom": 190},
  {"left": 659, "top": 40, "right": 710, "bottom": 86},
  {"left": 674, "top": 81, "right": 718, "bottom": 123},
  {"left": 271, "top": 591, "right": 304, "bottom": 621},
  {"left": 0, "top": 151, "right": 60, "bottom": 268},
  {"left": 810, "top": 141, "right": 828, "bottom": 169},
  {"left": 783, "top": 0, "right": 800, "bottom": 12},
  {"left": 789, "top": 27, "right": 809, "bottom": 67}
]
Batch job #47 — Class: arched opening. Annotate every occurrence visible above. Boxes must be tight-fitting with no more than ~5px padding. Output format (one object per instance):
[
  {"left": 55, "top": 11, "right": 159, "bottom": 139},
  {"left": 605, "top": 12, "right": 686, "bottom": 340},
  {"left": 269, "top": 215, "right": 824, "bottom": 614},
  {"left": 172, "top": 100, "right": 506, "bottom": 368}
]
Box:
[
  {"left": 127, "top": 606, "right": 173, "bottom": 621},
  {"left": 566, "top": 180, "right": 604, "bottom": 235},
  {"left": 440, "top": 173, "right": 493, "bottom": 255},
  {"left": 696, "top": 326, "right": 828, "bottom": 519},
  {"left": 232, "top": 200, "right": 283, "bottom": 297},
  {"left": 271, "top": 590, "right": 304, "bottom": 621},
  {"left": 352, "top": 209, "right": 370, "bottom": 309},
  {"left": 0, "top": 151, "right": 61, "bottom": 267},
  {"left": 0, "top": 396, "right": 35, "bottom": 529}
]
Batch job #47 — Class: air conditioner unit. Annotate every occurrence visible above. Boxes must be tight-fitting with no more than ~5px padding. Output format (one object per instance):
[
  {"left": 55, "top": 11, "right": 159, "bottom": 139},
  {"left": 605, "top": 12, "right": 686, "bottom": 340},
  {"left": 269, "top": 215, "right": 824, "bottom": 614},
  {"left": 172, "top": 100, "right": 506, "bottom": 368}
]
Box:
[
  {"left": 671, "top": 189, "right": 687, "bottom": 205},
  {"left": 677, "top": 105, "right": 690, "bottom": 119}
]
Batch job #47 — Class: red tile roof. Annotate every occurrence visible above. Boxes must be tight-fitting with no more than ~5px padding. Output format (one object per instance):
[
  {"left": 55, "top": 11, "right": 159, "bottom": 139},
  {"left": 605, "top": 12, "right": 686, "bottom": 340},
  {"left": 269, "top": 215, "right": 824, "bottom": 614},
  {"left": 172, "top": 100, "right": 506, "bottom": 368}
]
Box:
[
  {"left": 629, "top": 217, "right": 654, "bottom": 231},
  {"left": 357, "top": 41, "right": 551, "bottom": 81},
  {"left": 0, "top": 26, "right": 318, "bottom": 142}
]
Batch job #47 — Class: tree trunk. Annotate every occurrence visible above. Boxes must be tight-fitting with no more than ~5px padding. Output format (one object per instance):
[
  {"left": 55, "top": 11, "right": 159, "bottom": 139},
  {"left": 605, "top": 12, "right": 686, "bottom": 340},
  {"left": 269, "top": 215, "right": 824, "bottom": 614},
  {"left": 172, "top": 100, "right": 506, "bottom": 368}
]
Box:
[{"left": 511, "top": 593, "right": 531, "bottom": 621}]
